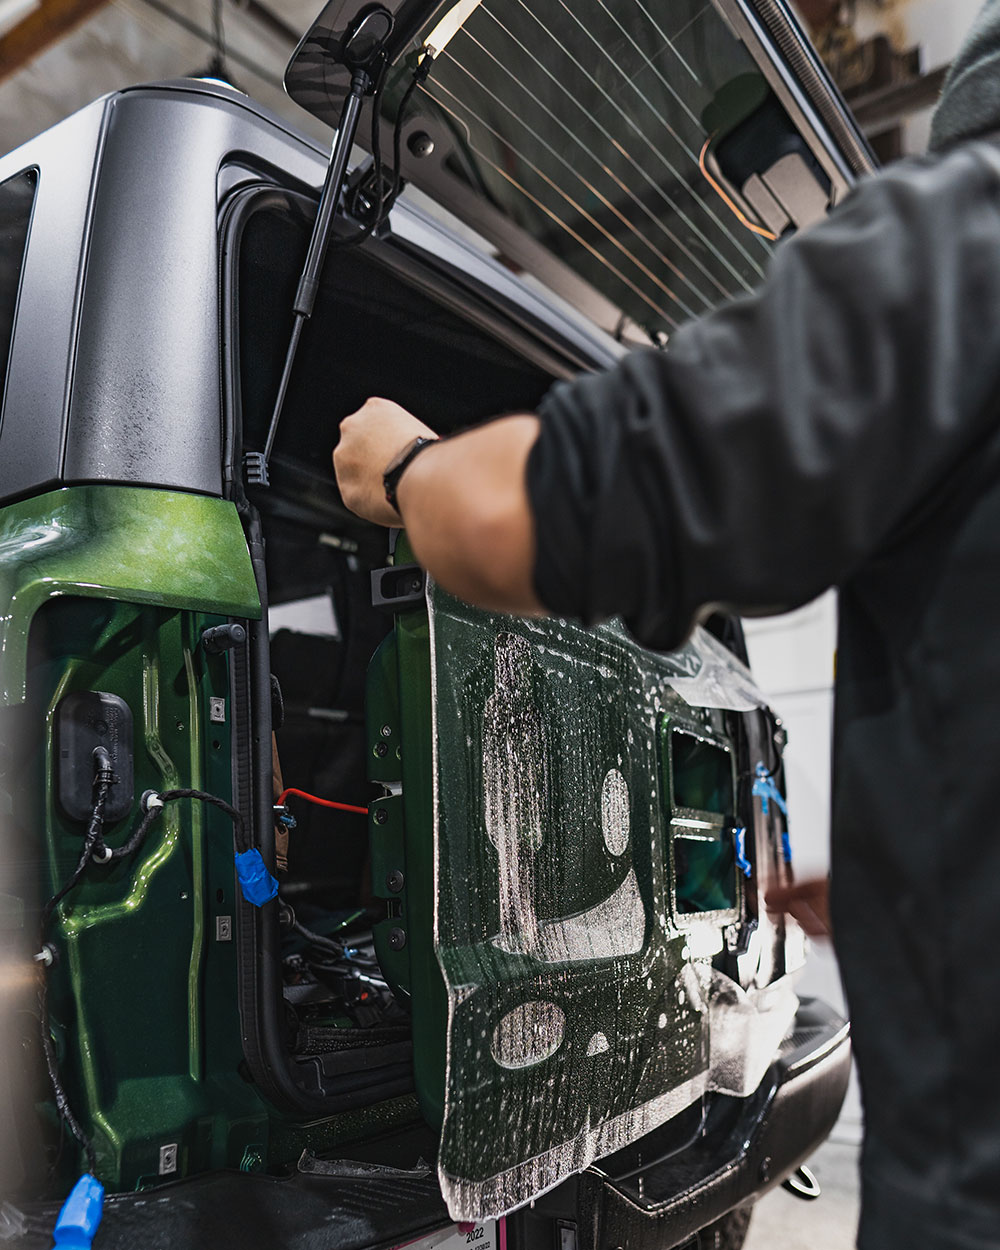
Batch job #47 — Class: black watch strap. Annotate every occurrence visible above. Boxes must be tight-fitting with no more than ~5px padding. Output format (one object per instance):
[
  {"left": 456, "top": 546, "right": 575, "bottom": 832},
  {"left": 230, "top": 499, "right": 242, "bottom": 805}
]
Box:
[{"left": 383, "top": 436, "right": 439, "bottom": 513}]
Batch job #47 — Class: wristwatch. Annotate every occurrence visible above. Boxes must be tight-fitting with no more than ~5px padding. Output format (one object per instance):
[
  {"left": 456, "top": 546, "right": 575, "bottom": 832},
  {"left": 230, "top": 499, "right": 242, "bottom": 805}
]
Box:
[{"left": 383, "top": 436, "right": 439, "bottom": 513}]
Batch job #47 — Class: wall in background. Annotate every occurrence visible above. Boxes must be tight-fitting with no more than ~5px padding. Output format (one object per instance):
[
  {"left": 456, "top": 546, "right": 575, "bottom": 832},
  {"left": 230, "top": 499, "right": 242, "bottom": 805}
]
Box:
[{"left": 852, "top": 0, "right": 983, "bottom": 152}]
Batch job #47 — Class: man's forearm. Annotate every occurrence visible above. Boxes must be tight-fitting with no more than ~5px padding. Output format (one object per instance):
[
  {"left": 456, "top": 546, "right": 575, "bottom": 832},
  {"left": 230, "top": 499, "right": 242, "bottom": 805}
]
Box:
[{"left": 396, "top": 415, "right": 544, "bottom": 615}]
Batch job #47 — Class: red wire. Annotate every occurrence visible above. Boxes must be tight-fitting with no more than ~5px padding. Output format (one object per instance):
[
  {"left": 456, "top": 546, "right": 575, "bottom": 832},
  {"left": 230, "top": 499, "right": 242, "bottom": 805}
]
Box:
[{"left": 277, "top": 788, "right": 368, "bottom": 816}]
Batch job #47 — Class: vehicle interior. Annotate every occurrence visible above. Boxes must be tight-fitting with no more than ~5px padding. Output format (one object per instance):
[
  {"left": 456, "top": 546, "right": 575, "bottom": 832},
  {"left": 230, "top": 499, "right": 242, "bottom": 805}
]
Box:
[
  {"left": 226, "top": 185, "right": 575, "bottom": 1110},
  {"left": 223, "top": 176, "right": 767, "bottom": 1122}
]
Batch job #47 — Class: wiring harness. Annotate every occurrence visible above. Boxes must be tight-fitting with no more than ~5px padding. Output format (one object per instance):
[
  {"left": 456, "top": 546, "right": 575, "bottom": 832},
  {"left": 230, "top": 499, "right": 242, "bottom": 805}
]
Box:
[{"left": 36, "top": 754, "right": 247, "bottom": 1180}]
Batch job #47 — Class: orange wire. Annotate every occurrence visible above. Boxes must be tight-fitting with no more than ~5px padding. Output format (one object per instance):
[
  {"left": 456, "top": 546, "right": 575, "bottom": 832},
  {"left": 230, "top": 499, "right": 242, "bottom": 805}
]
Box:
[
  {"left": 277, "top": 788, "right": 368, "bottom": 816},
  {"left": 698, "top": 137, "right": 779, "bottom": 242}
]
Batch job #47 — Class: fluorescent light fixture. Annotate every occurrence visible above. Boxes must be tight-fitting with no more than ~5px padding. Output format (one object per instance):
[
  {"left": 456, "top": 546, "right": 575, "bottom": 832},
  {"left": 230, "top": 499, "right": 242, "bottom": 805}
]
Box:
[{"left": 423, "top": 0, "right": 482, "bottom": 59}]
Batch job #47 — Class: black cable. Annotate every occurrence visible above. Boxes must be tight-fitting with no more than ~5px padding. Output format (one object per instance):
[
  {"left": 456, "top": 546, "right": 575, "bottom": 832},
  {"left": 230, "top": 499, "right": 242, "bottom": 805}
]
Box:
[
  {"left": 137, "top": 0, "right": 284, "bottom": 89},
  {"left": 38, "top": 780, "right": 247, "bottom": 1177},
  {"left": 37, "top": 974, "right": 96, "bottom": 1178},
  {"left": 37, "top": 750, "right": 114, "bottom": 1177},
  {"left": 291, "top": 918, "right": 345, "bottom": 956},
  {"left": 390, "top": 59, "right": 431, "bottom": 203},
  {"left": 159, "top": 789, "right": 245, "bottom": 842},
  {"left": 211, "top": 0, "right": 226, "bottom": 73},
  {"left": 94, "top": 787, "right": 246, "bottom": 864},
  {"left": 331, "top": 52, "right": 431, "bottom": 252}
]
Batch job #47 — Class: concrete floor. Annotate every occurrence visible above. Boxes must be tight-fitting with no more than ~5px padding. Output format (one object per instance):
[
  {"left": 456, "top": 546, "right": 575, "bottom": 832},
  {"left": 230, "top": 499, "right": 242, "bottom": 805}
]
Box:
[{"left": 744, "top": 1135, "right": 861, "bottom": 1250}]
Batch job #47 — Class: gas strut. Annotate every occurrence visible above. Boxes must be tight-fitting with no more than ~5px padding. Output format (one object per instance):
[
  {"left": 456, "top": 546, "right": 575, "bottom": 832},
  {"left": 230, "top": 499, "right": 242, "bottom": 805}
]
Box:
[{"left": 245, "top": 6, "right": 395, "bottom": 488}]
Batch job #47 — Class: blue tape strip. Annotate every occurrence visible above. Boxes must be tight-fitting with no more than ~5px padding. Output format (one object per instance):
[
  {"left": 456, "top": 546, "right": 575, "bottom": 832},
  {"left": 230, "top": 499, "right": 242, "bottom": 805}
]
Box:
[
  {"left": 753, "top": 762, "right": 792, "bottom": 863},
  {"left": 234, "top": 848, "right": 279, "bottom": 907},
  {"left": 52, "top": 1173, "right": 104, "bottom": 1249},
  {"left": 752, "top": 762, "right": 788, "bottom": 817},
  {"left": 734, "top": 826, "right": 752, "bottom": 878}
]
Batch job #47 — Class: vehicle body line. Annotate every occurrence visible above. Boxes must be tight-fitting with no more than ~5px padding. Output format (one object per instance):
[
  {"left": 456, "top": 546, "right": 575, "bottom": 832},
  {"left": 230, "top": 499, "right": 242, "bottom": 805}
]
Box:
[{"left": 56, "top": 98, "right": 115, "bottom": 480}]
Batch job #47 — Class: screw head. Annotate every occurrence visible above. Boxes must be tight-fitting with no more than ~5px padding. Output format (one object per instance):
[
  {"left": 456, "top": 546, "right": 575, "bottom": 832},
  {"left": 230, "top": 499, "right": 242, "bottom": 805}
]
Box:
[
  {"left": 389, "top": 926, "right": 407, "bottom": 950},
  {"left": 374, "top": 741, "right": 388, "bottom": 757},
  {"left": 374, "top": 807, "right": 389, "bottom": 825},
  {"left": 380, "top": 724, "right": 392, "bottom": 738},
  {"left": 386, "top": 870, "right": 404, "bottom": 894}
]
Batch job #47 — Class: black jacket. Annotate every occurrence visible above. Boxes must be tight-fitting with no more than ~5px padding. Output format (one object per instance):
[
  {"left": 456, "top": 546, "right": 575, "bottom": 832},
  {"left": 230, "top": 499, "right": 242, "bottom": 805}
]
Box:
[{"left": 527, "top": 138, "right": 1000, "bottom": 1250}]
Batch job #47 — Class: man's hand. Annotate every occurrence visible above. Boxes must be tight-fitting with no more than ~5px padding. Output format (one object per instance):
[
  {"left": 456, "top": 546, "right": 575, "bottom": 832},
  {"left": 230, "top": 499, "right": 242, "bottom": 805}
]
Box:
[
  {"left": 333, "top": 397, "right": 543, "bottom": 615},
  {"left": 765, "top": 877, "right": 832, "bottom": 939},
  {"left": 334, "top": 397, "right": 437, "bottom": 527}
]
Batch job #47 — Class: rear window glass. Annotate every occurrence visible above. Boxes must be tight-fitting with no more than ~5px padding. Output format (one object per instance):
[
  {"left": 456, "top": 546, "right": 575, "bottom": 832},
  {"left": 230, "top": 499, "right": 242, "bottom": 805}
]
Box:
[
  {"left": 406, "top": 0, "right": 777, "bottom": 337},
  {"left": 0, "top": 168, "right": 36, "bottom": 409}
]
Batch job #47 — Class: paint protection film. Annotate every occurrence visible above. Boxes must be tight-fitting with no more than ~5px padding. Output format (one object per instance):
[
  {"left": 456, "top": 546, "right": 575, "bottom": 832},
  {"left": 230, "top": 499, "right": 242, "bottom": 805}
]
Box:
[{"left": 425, "top": 589, "right": 795, "bottom": 1219}]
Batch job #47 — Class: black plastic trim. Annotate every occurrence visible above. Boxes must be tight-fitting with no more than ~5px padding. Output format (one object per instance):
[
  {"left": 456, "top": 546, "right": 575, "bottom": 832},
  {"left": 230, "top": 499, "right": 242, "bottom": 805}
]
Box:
[
  {"left": 743, "top": 0, "right": 877, "bottom": 176},
  {"left": 229, "top": 505, "right": 416, "bottom": 1116},
  {"left": 550, "top": 997, "right": 851, "bottom": 1250}
]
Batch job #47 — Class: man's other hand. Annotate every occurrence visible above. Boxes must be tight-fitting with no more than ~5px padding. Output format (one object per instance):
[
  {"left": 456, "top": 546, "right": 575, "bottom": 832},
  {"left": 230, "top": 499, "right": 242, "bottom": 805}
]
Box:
[
  {"left": 765, "top": 877, "right": 832, "bottom": 939},
  {"left": 334, "top": 397, "right": 436, "bottom": 527}
]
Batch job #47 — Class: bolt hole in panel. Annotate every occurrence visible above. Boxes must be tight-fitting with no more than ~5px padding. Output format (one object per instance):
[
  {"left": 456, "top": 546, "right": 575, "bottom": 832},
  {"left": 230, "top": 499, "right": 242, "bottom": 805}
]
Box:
[{"left": 403, "top": 583, "right": 798, "bottom": 1220}]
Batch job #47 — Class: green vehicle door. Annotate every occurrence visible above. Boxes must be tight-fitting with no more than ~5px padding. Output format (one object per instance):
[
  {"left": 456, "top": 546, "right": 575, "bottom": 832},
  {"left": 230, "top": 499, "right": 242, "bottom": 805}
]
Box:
[{"left": 368, "top": 561, "right": 798, "bottom": 1220}]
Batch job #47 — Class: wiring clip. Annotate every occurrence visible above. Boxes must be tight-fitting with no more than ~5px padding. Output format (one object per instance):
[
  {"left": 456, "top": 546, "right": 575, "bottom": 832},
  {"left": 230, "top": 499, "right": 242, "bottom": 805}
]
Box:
[
  {"left": 34, "top": 944, "right": 56, "bottom": 968},
  {"left": 274, "top": 804, "right": 297, "bottom": 831}
]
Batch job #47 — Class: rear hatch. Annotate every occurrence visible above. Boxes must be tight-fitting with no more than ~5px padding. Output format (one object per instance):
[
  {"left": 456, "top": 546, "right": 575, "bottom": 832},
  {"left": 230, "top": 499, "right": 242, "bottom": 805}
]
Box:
[
  {"left": 282, "top": 0, "right": 859, "bottom": 1219},
  {"left": 370, "top": 567, "right": 802, "bottom": 1219},
  {"left": 287, "top": 0, "right": 873, "bottom": 342}
]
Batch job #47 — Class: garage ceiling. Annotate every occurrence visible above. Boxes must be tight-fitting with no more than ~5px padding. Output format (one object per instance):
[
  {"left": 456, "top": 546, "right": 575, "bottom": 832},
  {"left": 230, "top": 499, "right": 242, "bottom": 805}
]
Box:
[{"left": 0, "top": 0, "right": 330, "bottom": 155}]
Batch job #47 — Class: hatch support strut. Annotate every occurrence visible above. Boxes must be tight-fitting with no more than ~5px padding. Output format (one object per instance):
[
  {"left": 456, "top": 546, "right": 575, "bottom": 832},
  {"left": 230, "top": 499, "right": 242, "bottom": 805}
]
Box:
[{"left": 245, "top": 7, "right": 394, "bottom": 488}]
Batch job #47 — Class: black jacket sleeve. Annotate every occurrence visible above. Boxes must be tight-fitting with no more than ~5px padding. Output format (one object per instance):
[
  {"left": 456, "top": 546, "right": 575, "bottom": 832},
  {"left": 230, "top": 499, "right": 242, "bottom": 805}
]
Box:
[{"left": 527, "top": 140, "right": 1000, "bottom": 650}]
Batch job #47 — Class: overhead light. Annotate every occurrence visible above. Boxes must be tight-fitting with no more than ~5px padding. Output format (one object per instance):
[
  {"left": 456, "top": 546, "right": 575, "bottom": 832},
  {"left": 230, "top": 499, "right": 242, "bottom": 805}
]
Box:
[{"left": 422, "top": 0, "right": 482, "bottom": 60}]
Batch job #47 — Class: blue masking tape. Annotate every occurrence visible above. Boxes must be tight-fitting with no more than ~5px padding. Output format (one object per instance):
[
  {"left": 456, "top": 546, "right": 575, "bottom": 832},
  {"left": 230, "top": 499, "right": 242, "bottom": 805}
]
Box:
[
  {"left": 52, "top": 1173, "right": 104, "bottom": 1250},
  {"left": 753, "top": 762, "right": 792, "bottom": 863},
  {"left": 234, "top": 849, "right": 279, "bottom": 906},
  {"left": 734, "top": 827, "right": 752, "bottom": 878},
  {"left": 752, "top": 762, "right": 788, "bottom": 818}
]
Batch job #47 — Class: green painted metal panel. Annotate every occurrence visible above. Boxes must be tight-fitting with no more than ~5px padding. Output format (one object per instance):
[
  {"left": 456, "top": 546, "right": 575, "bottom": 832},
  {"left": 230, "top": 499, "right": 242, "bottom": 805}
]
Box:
[
  {"left": 18, "top": 597, "right": 268, "bottom": 1189},
  {"left": 0, "top": 486, "right": 260, "bottom": 706},
  {"left": 423, "top": 592, "right": 715, "bottom": 1216}
]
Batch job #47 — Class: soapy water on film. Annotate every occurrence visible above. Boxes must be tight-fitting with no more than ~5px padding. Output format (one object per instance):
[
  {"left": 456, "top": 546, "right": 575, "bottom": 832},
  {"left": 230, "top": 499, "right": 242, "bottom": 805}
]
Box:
[{"left": 428, "top": 596, "right": 796, "bottom": 1221}]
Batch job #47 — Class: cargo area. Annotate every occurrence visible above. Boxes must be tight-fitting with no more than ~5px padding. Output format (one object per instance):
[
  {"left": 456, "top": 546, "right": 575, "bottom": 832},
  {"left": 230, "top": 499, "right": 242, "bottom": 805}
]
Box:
[{"left": 229, "top": 188, "right": 564, "bottom": 1113}]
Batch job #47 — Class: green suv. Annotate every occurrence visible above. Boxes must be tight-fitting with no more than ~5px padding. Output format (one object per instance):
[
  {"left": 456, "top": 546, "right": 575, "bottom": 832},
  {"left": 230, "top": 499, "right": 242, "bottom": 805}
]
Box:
[{"left": 0, "top": 2, "right": 859, "bottom": 1246}]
